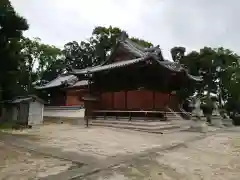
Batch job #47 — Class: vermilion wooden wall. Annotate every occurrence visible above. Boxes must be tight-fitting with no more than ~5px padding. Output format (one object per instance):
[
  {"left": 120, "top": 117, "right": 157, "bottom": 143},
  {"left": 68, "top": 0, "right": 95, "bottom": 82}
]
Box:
[
  {"left": 64, "top": 89, "right": 178, "bottom": 110},
  {"left": 98, "top": 90, "right": 176, "bottom": 110},
  {"left": 65, "top": 90, "right": 85, "bottom": 106}
]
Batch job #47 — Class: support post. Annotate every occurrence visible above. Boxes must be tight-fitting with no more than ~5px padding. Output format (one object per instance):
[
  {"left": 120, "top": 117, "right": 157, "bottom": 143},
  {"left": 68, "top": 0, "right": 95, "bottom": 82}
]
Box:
[{"left": 85, "top": 71, "right": 92, "bottom": 128}]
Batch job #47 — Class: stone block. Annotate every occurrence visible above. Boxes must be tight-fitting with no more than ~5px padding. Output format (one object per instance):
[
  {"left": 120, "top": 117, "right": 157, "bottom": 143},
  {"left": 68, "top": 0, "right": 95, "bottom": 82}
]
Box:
[
  {"left": 190, "top": 116, "right": 208, "bottom": 133},
  {"left": 222, "top": 118, "right": 233, "bottom": 127},
  {"left": 211, "top": 115, "right": 224, "bottom": 127}
]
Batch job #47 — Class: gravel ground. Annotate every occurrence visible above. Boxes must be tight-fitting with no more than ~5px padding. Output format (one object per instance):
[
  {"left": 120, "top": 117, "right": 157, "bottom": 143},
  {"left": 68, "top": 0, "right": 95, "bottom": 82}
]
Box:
[
  {"left": 0, "top": 142, "right": 73, "bottom": 180},
  {"left": 2, "top": 124, "right": 203, "bottom": 159},
  {"left": 85, "top": 129, "right": 240, "bottom": 180}
]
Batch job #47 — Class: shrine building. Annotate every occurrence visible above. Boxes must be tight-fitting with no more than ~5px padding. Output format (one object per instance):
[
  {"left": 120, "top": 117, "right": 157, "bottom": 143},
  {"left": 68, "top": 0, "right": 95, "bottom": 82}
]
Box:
[{"left": 36, "top": 32, "right": 202, "bottom": 120}]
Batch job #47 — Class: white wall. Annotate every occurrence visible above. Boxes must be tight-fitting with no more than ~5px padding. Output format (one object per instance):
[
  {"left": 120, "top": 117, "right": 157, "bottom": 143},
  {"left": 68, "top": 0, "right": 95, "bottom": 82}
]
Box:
[
  {"left": 28, "top": 101, "right": 44, "bottom": 125},
  {"left": 44, "top": 108, "right": 85, "bottom": 118}
]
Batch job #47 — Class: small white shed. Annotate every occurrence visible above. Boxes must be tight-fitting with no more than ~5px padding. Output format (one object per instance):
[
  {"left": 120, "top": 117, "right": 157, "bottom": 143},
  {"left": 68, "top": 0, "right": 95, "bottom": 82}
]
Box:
[{"left": 1, "top": 96, "right": 45, "bottom": 126}]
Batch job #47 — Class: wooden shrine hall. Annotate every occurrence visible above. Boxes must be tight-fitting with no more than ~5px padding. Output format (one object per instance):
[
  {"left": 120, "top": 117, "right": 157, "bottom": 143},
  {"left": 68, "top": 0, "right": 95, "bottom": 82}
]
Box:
[
  {"left": 67, "top": 32, "right": 202, "bottom": 119},
  {"left": 36, "top": 32, "right": 202, "bottom": 120}
]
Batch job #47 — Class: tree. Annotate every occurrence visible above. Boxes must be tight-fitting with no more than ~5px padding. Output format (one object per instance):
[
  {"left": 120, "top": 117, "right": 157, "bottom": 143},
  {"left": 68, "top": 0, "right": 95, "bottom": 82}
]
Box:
[
  {"left": 63, "top": 26, "right": 153, "bottom": 69},
  {"left": 180, "top": 46, "right": 240, "bottom": 110},
  {"left": 20, "top": 37, "right": 64, "bottom": 89},
  {"left": 0, "top": 0, "right": 28, "bottom": 100}
]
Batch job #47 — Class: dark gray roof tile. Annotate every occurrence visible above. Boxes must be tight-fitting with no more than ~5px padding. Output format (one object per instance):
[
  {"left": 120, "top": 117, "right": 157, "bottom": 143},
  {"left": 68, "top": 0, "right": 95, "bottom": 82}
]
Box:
[{"left": 71, "top": 55, "right": 150, "bottom": 74}]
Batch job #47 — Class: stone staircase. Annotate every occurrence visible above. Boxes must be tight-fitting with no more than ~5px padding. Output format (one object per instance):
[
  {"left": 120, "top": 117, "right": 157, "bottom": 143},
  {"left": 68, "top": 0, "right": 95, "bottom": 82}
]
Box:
[
  {"left": 90, "top": 119, "right": 191, "bottom": 134},
  {"left": 165, "top": 107, "right": 184, "bottom": 121}
]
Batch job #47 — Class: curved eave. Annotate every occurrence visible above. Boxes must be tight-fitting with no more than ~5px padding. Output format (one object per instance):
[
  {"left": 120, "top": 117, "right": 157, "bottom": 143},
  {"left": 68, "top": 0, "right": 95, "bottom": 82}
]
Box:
[
  {"left": 35, "top": 84, "right": 64, "bottom": 90},
  {"left": 155, "top": 58, "right": 203, "bottom": 82},
  {"left": 35, "top": 75, "right": 78, "bottom": 90},
  {"left": 155, "top": 59, "right": 183, "bottom": 72},
  {"left": 187, "top": 74, "right": 203, "bottom": 82}
]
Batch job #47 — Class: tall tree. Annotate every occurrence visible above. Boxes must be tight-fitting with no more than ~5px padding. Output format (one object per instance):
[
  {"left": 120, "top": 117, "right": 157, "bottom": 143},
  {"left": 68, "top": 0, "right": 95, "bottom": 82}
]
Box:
[
  {"left": 20, "top": 37, "right": 64, "bottom": 89},
  {"left": 0, "top": 0, "right": 28, "bottom": 100},
  {"left": 180, "top": 46, "right": 240, "bottom": 109},
  {"left": 63, "top": 26, "right": 153, "bottom": 69}
]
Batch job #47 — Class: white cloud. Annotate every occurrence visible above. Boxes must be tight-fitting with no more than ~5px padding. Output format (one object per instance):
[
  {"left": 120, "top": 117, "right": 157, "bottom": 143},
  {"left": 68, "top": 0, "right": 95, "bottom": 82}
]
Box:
[{"left": 10, "top": 0, "right": 240, "bottom": 59}]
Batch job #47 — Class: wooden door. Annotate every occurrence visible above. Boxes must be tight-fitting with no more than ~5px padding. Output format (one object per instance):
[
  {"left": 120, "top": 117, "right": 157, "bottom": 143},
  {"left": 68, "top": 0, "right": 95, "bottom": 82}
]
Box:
[{"left": 17, "top": 103, "right": 29, "bottom": 125}]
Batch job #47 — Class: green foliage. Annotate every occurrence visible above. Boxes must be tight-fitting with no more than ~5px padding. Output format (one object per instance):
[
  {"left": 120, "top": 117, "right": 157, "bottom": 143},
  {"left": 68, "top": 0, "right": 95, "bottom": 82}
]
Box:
[
  {"left": 130, "top": 37, "right": 153, "bottom": 48},
  {"left": 19, "top": 37, "right": 64, "bottom": 93},
  {"left": 179, "top": 46, "right": 240, "bottom": 108},
  {"left": 0, "top": 0, "right": 28, "bottom": 100},
  {"left": 63, "top": 26, "right": 154, "bottom": 69}
]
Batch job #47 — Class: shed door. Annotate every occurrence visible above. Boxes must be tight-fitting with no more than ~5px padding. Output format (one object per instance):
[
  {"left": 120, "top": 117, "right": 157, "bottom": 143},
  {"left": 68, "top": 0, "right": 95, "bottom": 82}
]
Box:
[{"left": 17, "top": 103, "right": 29, "bottom": 125}]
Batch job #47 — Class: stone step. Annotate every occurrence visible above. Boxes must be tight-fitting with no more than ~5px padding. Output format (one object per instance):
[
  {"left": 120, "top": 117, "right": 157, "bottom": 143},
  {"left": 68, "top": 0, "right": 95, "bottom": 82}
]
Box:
[
  {"left": 90, "top": 120, "right": 191, "bottom": 134},
  {"left": 90, "top": 120, "right": 173, "bottom": 127}
]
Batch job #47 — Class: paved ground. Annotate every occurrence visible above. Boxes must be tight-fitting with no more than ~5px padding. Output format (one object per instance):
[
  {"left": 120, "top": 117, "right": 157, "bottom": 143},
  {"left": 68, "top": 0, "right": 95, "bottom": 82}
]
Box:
[{"left": 1, "top": 124, "right": 240, "bottom": 179}]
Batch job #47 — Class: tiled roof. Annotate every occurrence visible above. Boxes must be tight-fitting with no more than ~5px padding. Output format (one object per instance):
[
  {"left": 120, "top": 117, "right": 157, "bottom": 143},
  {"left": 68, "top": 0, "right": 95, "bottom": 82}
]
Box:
[
  {"left": 157, "top": 60, "right": 203, "bottom": 81},
  {"left": 70, "top": 80, "right": 89, "bottom": 87},
  {"left": 71, "top": 55, "right": 150, "bottom": 74},
  {"left": 158, "top": 61, "right": 183, "bottom": 72},
  {"left": 70, "top": 33, "right": 202, "bottom": 82},
  {"left": 187, "top": 74, "right": 203, "bottom": 81},
  {"left": 3, "top": 95, "right": 46, "bottom": 104},
  {"left": 35, "top": 74, "right": 77, "bottom": 89},
  {"left": 121, "top": 39, "right": 146, "bottom": 57}
]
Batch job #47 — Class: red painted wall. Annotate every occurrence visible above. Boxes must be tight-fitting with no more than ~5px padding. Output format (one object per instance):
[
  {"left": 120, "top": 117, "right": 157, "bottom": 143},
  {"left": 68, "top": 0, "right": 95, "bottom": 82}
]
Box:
[
  {"left": 100, "top": 92, "right": 113, "bottom": 109},
  {"left": 114, "top": 91, "right": 125, "bottom": 109},
  {"left": 64, "top": 88, "right": 178, "bottom": 110},
  {"left": 99, "top": 90, "right": 173, "bottom": 110},
  {"left": 126, "top": 90, "right": 153, "bottom": 110},
  {"left": 154, "top": 92, "right": 169, "bottom": 109},
  {"left": 66, "top": 90, "right": 85, "bottom": 106}
]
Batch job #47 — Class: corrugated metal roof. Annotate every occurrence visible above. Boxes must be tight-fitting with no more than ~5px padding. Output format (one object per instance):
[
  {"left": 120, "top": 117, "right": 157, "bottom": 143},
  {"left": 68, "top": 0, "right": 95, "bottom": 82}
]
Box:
[{"left": 35, "top": 75, "right": 77, "bottom": 89}]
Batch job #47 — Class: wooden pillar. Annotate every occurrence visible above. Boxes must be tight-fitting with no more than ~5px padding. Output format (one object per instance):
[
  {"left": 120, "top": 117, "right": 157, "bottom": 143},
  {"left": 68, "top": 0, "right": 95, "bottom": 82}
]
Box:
[
  {"left": 168, "top": 93, "right": 171, "bottom": 108},
  {"left": 125, "top": 91, "right": 127, "bottom": 110},
  {"left": 111, "top": 92, "right": 114, "bottom": 110}
]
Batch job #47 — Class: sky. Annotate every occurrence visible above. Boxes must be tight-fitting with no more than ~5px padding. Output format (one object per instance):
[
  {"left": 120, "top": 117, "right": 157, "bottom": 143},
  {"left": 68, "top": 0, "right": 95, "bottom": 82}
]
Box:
[{"left": 11, "top": 0, "right": 240, "bottom": 59}]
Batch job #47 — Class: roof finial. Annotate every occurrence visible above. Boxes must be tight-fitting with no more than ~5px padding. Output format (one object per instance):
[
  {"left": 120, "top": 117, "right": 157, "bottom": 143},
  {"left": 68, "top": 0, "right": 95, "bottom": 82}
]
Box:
[{"left": 120, "top": 31, "right": 128, "bottom": 41}]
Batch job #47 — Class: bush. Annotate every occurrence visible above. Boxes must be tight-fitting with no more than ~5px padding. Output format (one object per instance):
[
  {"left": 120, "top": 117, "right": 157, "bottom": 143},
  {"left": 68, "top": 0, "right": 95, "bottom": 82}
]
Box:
[
  {"left": 0, "top": 121, "right": 17, "bottom": 129},
  {"left": 233, "top": 114, "right": 240, "bottom": 126},
  {"left": 201, "top": 103, "right": 213, "bottom": 115}
]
